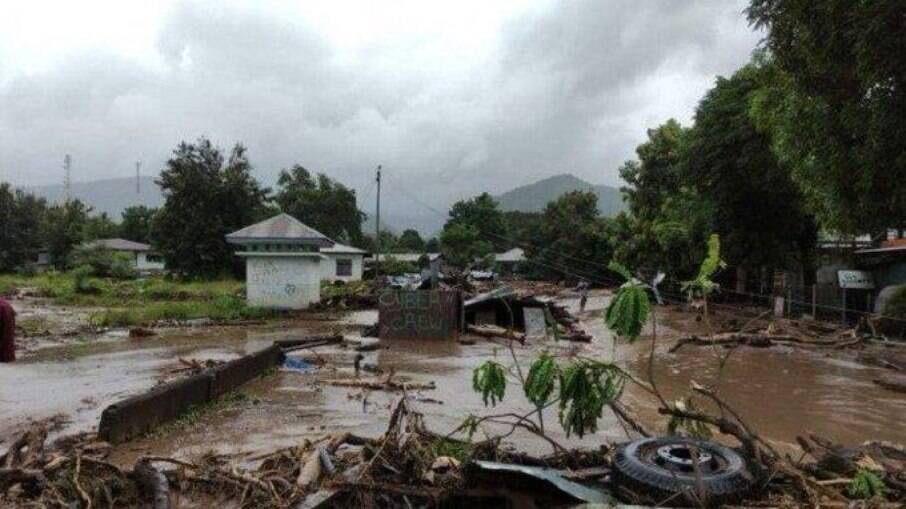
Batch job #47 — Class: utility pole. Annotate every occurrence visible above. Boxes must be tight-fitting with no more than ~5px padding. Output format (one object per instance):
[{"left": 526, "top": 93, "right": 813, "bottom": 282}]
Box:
[
  {"left": 136, "top": 161, "right": 141, "bottom": 195},
  {"left": 63, "top": 154, "right": 72, "bottom": 203},
  {"left": 375, "top": 165, "right": 382, "bottom": 283}
]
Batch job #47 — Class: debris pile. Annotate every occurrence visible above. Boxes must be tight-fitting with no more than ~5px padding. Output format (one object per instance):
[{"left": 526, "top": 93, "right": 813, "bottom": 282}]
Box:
[{"left": 3, "top": 392, "right": 905, "bottom": 508}]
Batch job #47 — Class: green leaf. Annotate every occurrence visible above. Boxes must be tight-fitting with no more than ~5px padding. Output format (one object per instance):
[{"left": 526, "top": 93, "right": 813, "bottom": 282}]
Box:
[
  {"left": 848, "top": 469, "right": 886, "bottom": 500},
  {"left": 558, "top": 361, "right": 625, "bottom": 438},
  {"left": 472, "top": 360, "right": 507, "bottom": 407},
  {"left": 608, "top": 261, "right": 634, "bottom": 282},
  {"left": 524, "top": 352, "right": 558, "bottom": 407}
]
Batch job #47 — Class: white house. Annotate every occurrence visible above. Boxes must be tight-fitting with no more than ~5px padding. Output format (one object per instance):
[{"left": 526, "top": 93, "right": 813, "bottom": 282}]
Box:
[
  {"left": 320, "top": 243, "right": 367, "bottom": 282},
  {"left": 226, "top": 214, "right": 334, "bottom": 309},
  {"left": 83, "top": 239, "right": 166, "bottom": 271}
]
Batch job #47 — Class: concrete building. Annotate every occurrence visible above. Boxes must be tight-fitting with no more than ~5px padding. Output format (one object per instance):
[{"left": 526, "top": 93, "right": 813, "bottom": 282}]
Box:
[
  {"left": 495, "top": 248, "right": 526, "bottom": 273},
  {"left": 83, "top": 239, "right": 166, "bottom": 271},
  {"left": 226, "top": 214, "right": 333, "bottom": 309},
  {"left": 320, "top": 243, "right": 367, "bottom": 282}
]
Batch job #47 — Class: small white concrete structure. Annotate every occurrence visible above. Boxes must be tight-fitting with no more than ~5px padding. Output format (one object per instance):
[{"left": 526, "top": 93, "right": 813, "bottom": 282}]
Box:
[
  {"left": 226, "top": 214, "right": 334, "bottom": 309},
  {"left": 320, "top": 243, "right": 367, "bottom": 282}
]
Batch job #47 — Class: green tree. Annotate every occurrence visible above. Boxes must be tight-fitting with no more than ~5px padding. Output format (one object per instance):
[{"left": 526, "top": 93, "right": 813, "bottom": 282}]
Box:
[
  {"left": 747, "top": 2, "right": 906, "bottom": 233},
  {"left": 502, "top": 211, "right": 543, "bottom": 248},
  {"left": 0, "top": 184, "right": 47, "bottom": 272},
  {"left": 620, "top": 119, "right": 688, "bottom": 222},
  {"left": 440, "top": 193, "right": 505, "bottom": 266},
  {"left": 396, "top": 229, "right": 425, "bottom": 252},
  {"left": 527, "top": 191, "right": 613, "bottom": 280},
  {"left": 275, "top": 165, "right": 365, "bottom": 243},
  {"left": 82, "top": 213, "right": 120, "bottom": 241},
  {"left": 613, "top": 120, "right": 712, "bottom": 279},
  {"left": 42, "top": 200, "right": 90, "bottom": 270},
  {"left": 153, "top": 138, "right": 270, "bottom": 278},
  {"left": 685, "top": 63, "right": 817, "bottom": 273},
  {"left": 424, "top": 237, "right": 440, "bottom": 252},
  {"left": 120, "top": 206, "right": 157, "bottom": 243}
]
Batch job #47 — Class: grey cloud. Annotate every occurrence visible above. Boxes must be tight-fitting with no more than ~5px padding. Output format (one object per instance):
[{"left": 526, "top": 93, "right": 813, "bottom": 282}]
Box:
[{"left": 0, "top": 0, "right": 759, "bottom": 229}]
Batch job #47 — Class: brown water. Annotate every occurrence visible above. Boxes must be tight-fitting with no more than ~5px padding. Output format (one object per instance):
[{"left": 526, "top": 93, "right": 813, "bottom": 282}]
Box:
[{"left": 2, "top": 295, "right": 905, "bottom": 464}]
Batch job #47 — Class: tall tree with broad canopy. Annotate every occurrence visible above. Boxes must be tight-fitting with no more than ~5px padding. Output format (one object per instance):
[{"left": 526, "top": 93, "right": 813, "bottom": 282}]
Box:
[
  {"left": 747, "top": 1, "right": 906, "bottom": 233},
  {"left": 81, "top": 213, "right": 120, "bottom": 241},
  {"left": 613, "top": 120, "right": 712, "bottom": 279},
  {"left": 119, "top": 206, "right": 157, "bottom": 244},
  {"left": 396, "top": 229, "right": 425, "bottom": 252},
  {"left": 275, "top": 165, "right": 365, "bottom": 244},
  {"left": 42, "top": 200, "right": 90, "bottom": 270},
  {"left": 0, "top": 184, "right": 47, "bottom": 272},
  {"left": 153, "top": 138, "right": 270, "bottom": 279},
  {"left": 527, "top": 191, "right": 613, "bottom": 281},
  {"left": 685, "top": 63, "right": 817, "bottom": 274},
  {"left": 440, "top": 193, "right": 506, "bottom": 267}
]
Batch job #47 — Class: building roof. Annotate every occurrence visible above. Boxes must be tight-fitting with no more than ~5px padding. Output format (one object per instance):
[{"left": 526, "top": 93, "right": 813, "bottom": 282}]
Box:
[
  {"left": 226, "top": 213, "right": 334, "bottom": 247},
  {"left": 495, "top": 248, "right": 525, "bottom": 263},
  {"left": 373, "top": 253, "right": 442, "bottom": 263},
  {"left": 83, "top": 238, "right": 153, "bottom": 252},
  {"left": 856, "top": 245, "right": 906, "bottom": 255},
  {"left": 321, "top": 243, "right": 368, "bottom": 255}
]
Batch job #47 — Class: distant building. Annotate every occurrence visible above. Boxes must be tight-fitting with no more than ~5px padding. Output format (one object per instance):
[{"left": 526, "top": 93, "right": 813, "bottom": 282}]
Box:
[
  {"left": 320, "top": 243, "right": 367, "bottom": 282},
  {"left": 82, "top": 238, "right": 165, "bottom": 272},
  {"left": 226, "top": 214, "right": 333, "bottom": 309},
  {"left": 495, "top": 248, "right": 526, "bottom": 273}
]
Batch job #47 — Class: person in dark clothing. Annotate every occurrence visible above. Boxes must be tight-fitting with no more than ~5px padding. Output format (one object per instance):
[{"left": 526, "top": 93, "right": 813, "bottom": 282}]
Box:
[
  {"left": 0, "top": 297, "right": 15, "bottom": 362},
  {"left": 575, "top": 279, "right": 590, "bottom": 313}
]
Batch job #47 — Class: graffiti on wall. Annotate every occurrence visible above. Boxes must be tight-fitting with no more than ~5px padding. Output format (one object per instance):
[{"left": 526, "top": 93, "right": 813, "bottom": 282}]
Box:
[{"left": 378, "top": 290, "right": 460, "bottom": 340}]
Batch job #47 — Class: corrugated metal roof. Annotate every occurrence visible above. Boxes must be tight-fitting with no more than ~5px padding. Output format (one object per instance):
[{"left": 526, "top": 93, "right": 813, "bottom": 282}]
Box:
[
  {"left": 495, "top": 248, "right": 525, "bottom": 263},
  {"left": 83, "top": 238, "right": 152, "bottom": 252},
  {"left": 321, "top": 242, "right": 368, "bottom": 255},
  {"left": 226, "top": 213, "right": 333, "bottom": 246}
]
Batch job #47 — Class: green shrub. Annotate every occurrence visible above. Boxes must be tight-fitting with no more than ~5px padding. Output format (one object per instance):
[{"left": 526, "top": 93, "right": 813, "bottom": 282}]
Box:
[{"left": 72, "top": 266, "right": 101, "bottom": 295}]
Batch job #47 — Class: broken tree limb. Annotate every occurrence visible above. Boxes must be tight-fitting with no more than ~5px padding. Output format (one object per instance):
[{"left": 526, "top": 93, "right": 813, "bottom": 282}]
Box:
[
  {"left": 669, "top": 332, "right": 864, "bottom": 353},
  {"left": 296, "top": 450, "right": 322, "bottom": 489},
  {"left": 134, "top": 458, "right": 171, "bottom": 509},
  {"left": 324, "top": 378, "right": 436, "bottom": 392}
]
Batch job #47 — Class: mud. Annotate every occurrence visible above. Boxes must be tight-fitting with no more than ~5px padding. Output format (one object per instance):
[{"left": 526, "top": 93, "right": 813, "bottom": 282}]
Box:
[{"left": 3, "top": 291, "right": 905, "bottom": 467}]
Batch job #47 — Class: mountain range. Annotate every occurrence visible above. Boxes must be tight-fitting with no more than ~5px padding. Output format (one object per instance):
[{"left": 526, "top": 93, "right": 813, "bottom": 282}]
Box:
[
  {"left": 494, "top": 174, "right": 625, "bottom": 216},
  {"left": 26, "top": 173, "right": 626, "bottom": 234}
]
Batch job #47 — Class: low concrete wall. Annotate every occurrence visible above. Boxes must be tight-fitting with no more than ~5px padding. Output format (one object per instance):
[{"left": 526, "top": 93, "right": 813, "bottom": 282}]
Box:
[
  {"left": 98, "top": 345, "right": 286, "bottom": 444},
  {"left": 98, "top": 372, "right": 213, "bottom": 444},
  {"left": 209, "top": 345, "right": 285, "bottom": 398}
]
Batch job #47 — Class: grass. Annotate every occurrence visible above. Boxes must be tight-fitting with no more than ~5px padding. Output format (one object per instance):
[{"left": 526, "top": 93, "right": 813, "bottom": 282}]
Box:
[
  {"left": 1, "top": 272, "right": 275, "bottom": 327},
  {"left": 153, "top": 390, "right": 256, "bottom": 437}
]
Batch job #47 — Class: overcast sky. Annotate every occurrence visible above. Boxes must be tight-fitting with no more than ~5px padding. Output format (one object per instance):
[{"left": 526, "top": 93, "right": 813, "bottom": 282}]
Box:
[{"left": 0, "top": 0, "right": 761, "bottom": 209}]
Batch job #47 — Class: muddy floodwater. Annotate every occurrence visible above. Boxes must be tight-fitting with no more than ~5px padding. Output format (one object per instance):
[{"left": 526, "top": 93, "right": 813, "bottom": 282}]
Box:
[{"left": 2, "top": 294, "right": 904, "bottom": 464}]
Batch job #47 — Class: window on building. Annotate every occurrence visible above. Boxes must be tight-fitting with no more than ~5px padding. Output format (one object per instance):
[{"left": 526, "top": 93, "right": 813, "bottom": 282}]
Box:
[{"left": 336, "top": 259, "right": 353, "bottom": 276}]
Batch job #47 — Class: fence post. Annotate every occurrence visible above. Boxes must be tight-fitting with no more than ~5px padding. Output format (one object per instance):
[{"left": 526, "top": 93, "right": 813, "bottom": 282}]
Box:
[
  {"left": 811, "top": 284, "right": 817, "bottom": 319},
  {"left": 786, "top": 287, "right": 792, "bottom": 317},
  {"left": 841, "top": 288, "right": 847, "bottom": 324}
]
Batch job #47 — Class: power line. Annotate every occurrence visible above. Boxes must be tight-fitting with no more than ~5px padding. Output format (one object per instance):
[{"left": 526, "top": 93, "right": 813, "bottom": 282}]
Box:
[{"left": 389, "top": 182, "right": 906, "bottom": 325}]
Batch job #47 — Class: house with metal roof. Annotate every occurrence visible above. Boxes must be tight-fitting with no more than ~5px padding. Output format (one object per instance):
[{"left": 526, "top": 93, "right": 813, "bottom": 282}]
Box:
[
  {"left": 226, "top": 213, "right": 334, "bottom": 309},
  {"left": 82, "top": 238, "right": 165, "bottom": 271},
  {"left": 320, "top": 242, "right": 368, "bottom": 282}
]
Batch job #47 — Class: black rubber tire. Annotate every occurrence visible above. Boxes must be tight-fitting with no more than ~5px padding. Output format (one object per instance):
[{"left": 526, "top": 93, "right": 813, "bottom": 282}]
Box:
[{"left": 613, "top": 437, "right": 753, "bottom": 506}]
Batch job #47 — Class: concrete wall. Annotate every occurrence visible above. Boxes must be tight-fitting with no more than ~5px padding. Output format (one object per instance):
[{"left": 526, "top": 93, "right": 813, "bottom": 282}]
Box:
[
  {"left": 135, "top": 252, "right": 166, "bottom": 271},
  {"left": 244, "top": 254, "right": 323, "bottom": 309},
  {"left": 321, "top": 254, "right": 364, "bottom": 283}
]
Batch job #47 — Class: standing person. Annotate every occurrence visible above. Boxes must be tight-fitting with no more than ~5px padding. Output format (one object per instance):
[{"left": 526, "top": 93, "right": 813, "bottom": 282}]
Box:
[
  {"left": 0, "top": 297, "right": 15, "bottom": 363},
  {"left": 575, "top": 279, "right": 590, "bottom": 314}
]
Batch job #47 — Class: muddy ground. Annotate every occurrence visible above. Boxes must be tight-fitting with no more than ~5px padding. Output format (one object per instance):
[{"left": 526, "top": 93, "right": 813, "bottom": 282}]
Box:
[{"left": 2, "top": 291, "right": 905, "bottom": 468}]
